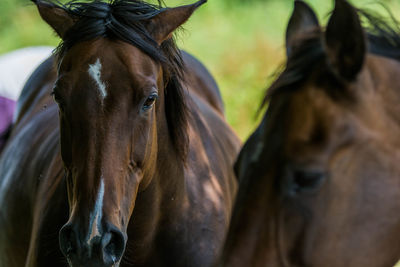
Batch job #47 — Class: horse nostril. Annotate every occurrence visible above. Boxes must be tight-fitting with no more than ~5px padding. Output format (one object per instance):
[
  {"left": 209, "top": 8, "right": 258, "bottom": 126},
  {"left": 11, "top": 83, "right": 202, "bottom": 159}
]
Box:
[
  {"left": 102, "top": 228, "right": 126, "bottom": 264},
  {"left": 59, "top": 222, "right": 126, "bottom": 264},
  {"left": 59, "top": 223, "right": 78, "bottom": 258}
]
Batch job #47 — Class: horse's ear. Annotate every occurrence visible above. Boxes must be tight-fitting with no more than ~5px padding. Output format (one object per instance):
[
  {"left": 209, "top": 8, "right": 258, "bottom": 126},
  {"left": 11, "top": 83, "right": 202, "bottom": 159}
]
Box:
[
  {"left": 147, "top": 0, "right": 207, "bottom": 45},
  {"left": 32, "top": 0, "right": 75, "bottom": 39},
  {"left": 286, "top": 0, "right": 319, "bottom": 57},
  {"left": 325, "top": 0, "right": 366, "bottom": 81}
]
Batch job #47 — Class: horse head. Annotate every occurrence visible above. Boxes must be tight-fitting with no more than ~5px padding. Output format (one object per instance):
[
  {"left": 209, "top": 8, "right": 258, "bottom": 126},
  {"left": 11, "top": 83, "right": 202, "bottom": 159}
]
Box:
[
  {"left": 33, "top": 0, "right": 205, "bottom": 265},
  {"left": 222, "top": 0, "right": 400, "bottom": 266}
]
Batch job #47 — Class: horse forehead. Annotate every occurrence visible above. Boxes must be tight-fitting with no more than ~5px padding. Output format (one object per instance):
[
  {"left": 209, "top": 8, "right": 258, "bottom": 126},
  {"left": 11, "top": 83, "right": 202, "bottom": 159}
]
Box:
[
  {"left": 269, "top": 89, "right": 332, "bottom": 143},
  {"left": 67, "top": 43, "right": 160, "bottom": 85},
  {"left": 112, "top": 43, "right": 161, "bottom": 76},
  {"left": 63, "top": 38, "right": 150, "bottom": 63},
  {"left": 96, "top": 40, "right": 157, "bottom": 65},
  {"left": 58, "top": 41, "right": 161, "bottom": 103},
  {"left": 88, "top": 58, "right": 107, "bottom": 100}
]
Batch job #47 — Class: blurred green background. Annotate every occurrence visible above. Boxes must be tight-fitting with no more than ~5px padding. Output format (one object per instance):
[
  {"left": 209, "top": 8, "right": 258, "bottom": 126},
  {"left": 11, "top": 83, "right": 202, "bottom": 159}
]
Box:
[
  {"left": 1, "top": 1, "right": 400, "bottom": 265},
  {"left": 1, "top": 0, "right": 400, "bottom": 141}
]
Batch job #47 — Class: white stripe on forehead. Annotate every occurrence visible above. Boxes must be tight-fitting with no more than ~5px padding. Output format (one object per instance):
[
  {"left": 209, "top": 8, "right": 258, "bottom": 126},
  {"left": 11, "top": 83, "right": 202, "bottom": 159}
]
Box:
[{"left": 88, "top": 58, "right": 107, "bottom": 100}]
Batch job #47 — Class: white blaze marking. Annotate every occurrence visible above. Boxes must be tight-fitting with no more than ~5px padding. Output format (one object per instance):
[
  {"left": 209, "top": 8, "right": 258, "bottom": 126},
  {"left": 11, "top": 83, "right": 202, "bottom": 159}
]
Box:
[
  {"left": 87, "top": 178, "right": 105, "bottom": 245},
  {"left": 88, "top": 58, "right": 107, "bottom": 100}
]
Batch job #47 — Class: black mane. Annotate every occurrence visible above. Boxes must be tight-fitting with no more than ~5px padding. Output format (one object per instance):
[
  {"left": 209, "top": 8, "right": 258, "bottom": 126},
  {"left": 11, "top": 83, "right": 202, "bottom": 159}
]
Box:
[
  {"left": 263, "top": 7, "right": 400, "bottom": 104},
  {"left": 43, "top": 0, "right": 189, "bottom": 159},
  {"left": 362, "top": 8, "right": 400, "bottom": 60}
]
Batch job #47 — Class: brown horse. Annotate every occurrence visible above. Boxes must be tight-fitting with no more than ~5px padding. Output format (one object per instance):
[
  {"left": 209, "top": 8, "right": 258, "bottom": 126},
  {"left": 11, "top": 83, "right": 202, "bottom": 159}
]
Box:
[
  {"left": 0, "top": 0, "right": 240, "bottom": 266},
  {"left": 219, "top": 0, "right": 400, "bottom": 266}
]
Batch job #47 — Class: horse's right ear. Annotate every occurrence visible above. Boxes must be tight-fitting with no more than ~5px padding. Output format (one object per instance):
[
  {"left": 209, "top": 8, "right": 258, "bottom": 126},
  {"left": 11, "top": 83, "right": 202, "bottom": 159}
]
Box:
[
  {"left": 146, "top": 0, "right": 207, "bottom": 45},
  {"left": 325, "top": 0, "right": 366, "bottom": 81},
  {"left": 32, "top": 0, "right": 75, "bottom": 39},
  {"left": 286, "top": 0, "right": 320, "bottom": 57}
]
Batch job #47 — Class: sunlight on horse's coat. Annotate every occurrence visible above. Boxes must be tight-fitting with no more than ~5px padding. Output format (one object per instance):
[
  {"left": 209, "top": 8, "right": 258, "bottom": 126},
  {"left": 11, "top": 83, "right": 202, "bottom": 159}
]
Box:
[
  {"left": 87, "top": 178, "right": 105, "bottom": 245},
  {"left": 88, "top": 58, "right": 107, "bottom": 100},
  {"left": 203, "top": 176, "right": 223, "bottom": 212}
]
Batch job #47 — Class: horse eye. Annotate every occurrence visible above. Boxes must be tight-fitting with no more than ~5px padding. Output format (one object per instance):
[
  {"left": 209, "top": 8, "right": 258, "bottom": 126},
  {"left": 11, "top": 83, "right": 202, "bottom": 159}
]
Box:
[
  {"left": 51, "top": 90, "right": 58, "bottom": 101},
  {"left": 281, "top": 167, "right": 327, "bottom": 197},
  {"left": 293, "top": 170, "right": 325, "bottom": 191},
  {"left": 142, "top": 93, "right": 158, "bottom": 111},
  {"left": 52, "top": 90, "right": 65, "bottom": 111}
]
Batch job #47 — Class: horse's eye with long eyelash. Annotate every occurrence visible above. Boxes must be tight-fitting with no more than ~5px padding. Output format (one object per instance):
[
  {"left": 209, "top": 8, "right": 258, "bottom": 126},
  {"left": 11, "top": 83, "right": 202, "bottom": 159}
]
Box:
[
  {"left": 51, "top": 87, "right": 60, "bottom": 102},
  {"left": 51, "top": 89, "right": 66, "bottom": 112},
  {"left": 142, "top": 93, "right": 158, "bottom": 111}
]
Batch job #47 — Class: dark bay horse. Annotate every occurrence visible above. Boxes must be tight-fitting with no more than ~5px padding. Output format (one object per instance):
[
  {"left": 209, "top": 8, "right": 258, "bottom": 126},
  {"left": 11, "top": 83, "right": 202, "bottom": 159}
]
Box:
[
  {"left": 0, "top": 0, "right": 240, "bottom": 266},
  {"left": 219, "top": 0, "right": 400, "bottom": 266}
]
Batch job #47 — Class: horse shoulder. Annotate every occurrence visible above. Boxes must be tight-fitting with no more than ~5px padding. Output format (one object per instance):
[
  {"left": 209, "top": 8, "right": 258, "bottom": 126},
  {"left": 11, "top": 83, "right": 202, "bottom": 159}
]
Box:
[{"left": 183, "top": 90, "right": 241, "bottom": 243}]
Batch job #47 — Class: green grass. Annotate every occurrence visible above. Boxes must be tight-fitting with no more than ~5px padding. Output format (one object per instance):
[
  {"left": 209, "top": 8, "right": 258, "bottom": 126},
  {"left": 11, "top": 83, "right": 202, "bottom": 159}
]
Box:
[
  {"left": 1, "top": 0, "right": 400, "bottom": 265},
  {"left": 1, "top": 0, "right": 400, "bottom": 140}
]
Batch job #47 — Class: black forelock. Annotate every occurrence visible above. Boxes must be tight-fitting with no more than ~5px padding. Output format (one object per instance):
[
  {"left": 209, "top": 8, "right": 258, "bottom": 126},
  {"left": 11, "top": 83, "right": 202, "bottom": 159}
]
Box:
[{"left": 53, "top": 0, "right": 165, "bottom": 62}]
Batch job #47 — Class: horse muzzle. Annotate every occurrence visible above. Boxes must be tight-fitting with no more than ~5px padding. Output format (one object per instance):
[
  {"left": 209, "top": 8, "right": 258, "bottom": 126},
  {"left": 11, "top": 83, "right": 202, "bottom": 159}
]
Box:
[{"left": 59, "top": 221, "right": 126, "bottom": 266}]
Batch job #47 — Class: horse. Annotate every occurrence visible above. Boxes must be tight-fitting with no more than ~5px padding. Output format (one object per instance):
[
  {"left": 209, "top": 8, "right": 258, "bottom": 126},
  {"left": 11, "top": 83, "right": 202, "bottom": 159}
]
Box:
[
  {"left": 0, "top": 46, "right": 53, "bottom": 152},
  {"left": 218, "top": 0, "right": 400, "bottom": 266},
  {"left": 0, "top": 0, "right": 240, "bottom": 266}
]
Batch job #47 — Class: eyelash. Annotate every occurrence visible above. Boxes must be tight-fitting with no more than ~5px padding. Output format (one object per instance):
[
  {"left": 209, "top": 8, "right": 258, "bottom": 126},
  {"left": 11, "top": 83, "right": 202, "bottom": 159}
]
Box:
[
  {"left": 142, "top": 93, "right": 158, "bottom": 111},
  {"left": 51, "top": 89, "right": 66, "bottom": 112}
]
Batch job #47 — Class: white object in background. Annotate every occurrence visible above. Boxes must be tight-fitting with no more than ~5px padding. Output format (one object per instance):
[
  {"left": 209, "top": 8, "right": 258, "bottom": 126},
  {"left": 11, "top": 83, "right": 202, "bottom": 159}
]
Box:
[{"left": 0, "top": 46, "right": 54, "bottom": 101}]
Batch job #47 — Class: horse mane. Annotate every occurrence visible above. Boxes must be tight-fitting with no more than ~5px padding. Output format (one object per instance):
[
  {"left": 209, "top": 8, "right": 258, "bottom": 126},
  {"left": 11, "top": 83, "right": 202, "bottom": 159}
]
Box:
[
  {"left": 263, "top": 6, "right": 400, "bottom": 105},
  {"left": 361, "top": 7, "right": 400, "bottom": 61},
  {"left": 47, "top": 0, "right": 189, "bottom": 160}
]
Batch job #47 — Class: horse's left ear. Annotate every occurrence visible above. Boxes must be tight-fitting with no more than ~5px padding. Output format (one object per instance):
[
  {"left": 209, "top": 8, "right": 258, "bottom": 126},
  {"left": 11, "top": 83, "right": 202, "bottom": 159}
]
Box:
[
  {"left": 325, "top": 0, "right": 366, "bottom": 81},
  {"left": 32, "top": 0, "right": 76, "bottom": 39},
  {"left": 147, "top": 0, "right": 207, "bottom": 45},
  {"left": 286, "top": 1, "right": 320, "bottom": 57}
]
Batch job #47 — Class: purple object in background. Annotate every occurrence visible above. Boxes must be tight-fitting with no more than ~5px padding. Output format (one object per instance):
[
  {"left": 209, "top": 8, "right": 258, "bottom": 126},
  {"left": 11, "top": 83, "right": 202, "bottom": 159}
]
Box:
[
  {"left": 0, "top": 46, "right": 53, "bottom": 152},
  {"left": 0, "top": 96, "right": 16, "bottom": 150}
]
